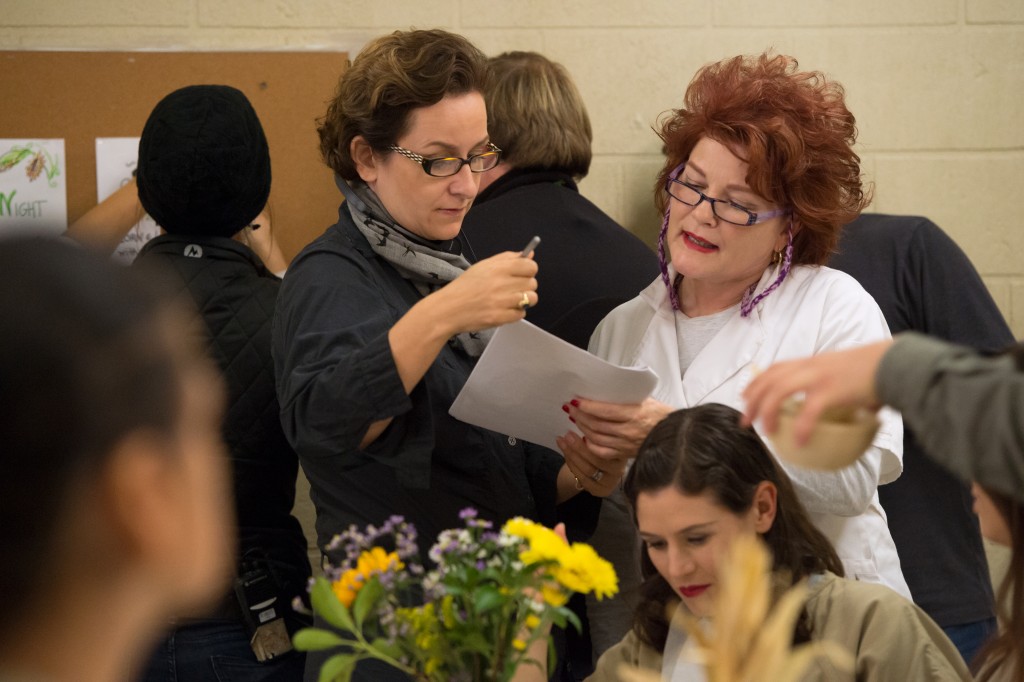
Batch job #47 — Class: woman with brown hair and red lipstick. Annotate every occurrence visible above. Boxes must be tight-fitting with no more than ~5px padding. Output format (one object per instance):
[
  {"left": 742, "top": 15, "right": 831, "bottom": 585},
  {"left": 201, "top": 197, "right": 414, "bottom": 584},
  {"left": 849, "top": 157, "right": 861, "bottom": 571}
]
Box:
[{"left": 588, "top": 403, "right": 967, "bottom": 681}]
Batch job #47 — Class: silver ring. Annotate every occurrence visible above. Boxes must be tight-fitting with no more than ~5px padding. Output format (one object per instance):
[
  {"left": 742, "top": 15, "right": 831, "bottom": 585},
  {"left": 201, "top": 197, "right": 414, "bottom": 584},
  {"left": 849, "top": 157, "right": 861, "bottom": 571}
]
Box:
[
  {"left": 518, "top": 291, "right": 530, "bottom": 309},
  {"left": 590, "top": 469, "right": 604, "bottom": 483}
]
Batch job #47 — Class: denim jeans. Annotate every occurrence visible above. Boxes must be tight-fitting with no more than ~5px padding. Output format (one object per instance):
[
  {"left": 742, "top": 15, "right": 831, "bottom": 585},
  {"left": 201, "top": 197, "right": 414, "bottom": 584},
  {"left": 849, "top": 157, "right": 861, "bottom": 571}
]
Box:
[
  {"left": 138, "top": 619, "right": 305, "bottom": 682},
  {"left": 943, "top": 616, "right": 997, "bottom": 669}
]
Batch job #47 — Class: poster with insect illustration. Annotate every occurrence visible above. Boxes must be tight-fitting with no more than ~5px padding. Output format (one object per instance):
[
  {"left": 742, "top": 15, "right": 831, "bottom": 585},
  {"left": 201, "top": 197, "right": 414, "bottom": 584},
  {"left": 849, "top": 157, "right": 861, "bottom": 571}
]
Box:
[
  {"left": 0, "top": 139, "right": 67, "bottom": 234},
  {"left": 96, "top": 137, "right": 160, "bottom": 263}
]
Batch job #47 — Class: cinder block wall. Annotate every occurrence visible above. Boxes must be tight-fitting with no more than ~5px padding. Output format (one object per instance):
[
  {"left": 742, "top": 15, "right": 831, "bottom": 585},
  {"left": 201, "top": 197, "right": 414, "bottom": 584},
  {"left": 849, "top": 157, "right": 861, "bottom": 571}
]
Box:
[
  {"left": 2, "top": 0, "right": 1024, "bottom": 331},
  {"left": 4, "top": 0, "right": 1023, "bottom": 333},
  {"left": 5, "top": 1, "right": 1022, "bottom": 566}
]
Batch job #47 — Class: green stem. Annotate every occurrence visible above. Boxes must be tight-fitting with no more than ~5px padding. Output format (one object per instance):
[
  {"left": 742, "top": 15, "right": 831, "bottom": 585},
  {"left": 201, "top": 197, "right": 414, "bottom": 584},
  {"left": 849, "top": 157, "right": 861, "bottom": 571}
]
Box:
[
  {"left": 336, "top": 626, "right": 416, "bottom": 676},
  {"left": 490, "top": 601, "right": 518, "bottom": 680}
]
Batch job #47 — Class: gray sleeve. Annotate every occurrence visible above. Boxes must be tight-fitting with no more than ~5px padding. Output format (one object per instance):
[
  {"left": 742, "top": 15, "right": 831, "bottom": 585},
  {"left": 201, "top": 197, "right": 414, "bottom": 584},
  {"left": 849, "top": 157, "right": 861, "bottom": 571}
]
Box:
[{"left": 877, "top": 332, "right": 1024, "bottom": 501}]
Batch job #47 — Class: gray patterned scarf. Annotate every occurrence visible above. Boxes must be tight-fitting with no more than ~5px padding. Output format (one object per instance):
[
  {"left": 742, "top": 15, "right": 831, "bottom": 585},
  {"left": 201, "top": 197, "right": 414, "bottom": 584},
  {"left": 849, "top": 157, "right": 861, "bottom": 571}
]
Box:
[{"left": 338, "top": 176, "right": 493, "bottom": 356}]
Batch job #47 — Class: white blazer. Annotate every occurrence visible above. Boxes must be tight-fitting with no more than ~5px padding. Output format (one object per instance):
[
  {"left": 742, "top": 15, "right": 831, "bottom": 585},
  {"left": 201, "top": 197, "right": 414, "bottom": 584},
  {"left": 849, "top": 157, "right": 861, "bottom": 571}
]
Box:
[{"left": 591, "top": 264, "right": 910, "bottom": 598}]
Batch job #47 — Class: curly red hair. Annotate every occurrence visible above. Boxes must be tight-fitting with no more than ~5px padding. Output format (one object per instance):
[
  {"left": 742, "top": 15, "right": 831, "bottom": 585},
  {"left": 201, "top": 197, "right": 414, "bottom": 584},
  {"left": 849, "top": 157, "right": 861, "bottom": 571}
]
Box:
[{"left": 655, "top": 53, "right": 870, "bottom": 265}]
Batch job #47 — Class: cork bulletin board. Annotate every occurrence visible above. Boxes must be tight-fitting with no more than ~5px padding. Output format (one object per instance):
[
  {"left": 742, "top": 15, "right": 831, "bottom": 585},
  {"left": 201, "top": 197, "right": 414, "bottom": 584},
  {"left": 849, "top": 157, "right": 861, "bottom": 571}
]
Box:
[{"left": 0, "top": 50, "right": 348, "bottom": 260}]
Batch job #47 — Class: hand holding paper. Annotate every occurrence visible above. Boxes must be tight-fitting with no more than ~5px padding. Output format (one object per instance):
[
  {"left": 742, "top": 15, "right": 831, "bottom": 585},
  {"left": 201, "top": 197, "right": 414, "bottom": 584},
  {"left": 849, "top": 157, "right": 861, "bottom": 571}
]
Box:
[
  {"left": 561, "top": 394, "right": 676, "bottom": 462},
  {"left": 449, "top": 320, "right": 658, "bottom": 452}
]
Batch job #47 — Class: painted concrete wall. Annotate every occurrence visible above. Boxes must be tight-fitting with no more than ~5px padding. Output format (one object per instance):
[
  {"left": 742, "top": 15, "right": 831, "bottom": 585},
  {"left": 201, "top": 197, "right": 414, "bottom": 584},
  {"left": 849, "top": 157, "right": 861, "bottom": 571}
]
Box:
[
  {"left": 5, "top": 1, "right": 1022, "bottom": 568},
  {"left": 4, "top": 0, "right": 1022, "bottom": 331}
]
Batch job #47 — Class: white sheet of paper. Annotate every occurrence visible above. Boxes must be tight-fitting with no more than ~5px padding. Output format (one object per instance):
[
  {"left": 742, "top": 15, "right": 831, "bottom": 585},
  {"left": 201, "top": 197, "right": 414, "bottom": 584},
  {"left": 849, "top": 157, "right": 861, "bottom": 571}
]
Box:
[
  {"left": 0, "top": 138, "right": 67, "bottom": 235},
  {"left": 96, "top": 137, "right": 160, "bottom": 263},
  {"left": 449, "top": 320, "right": 658, "bottom": 451}
]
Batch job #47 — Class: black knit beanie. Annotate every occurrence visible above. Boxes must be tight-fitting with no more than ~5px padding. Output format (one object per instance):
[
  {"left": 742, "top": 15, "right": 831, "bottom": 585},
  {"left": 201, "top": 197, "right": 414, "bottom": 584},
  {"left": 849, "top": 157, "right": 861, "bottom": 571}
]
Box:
[{"left": 136, "top": 84, "right": 271, "bottom": 238}]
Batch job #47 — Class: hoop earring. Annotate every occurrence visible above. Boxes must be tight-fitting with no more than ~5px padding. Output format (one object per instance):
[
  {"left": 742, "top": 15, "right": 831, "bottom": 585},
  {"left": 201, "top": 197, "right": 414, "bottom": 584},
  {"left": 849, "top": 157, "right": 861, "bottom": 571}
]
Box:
[{"left": 740, "top": 221, "right": 795, "bottom": 318}]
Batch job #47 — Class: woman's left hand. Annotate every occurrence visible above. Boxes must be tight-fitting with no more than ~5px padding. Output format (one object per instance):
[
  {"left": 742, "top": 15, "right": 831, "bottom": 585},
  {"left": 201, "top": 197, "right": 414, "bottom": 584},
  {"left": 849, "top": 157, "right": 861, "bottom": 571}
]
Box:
[
  {"left": 556, "top": 433, "right": 627, "bottom": 498},
  {"left": 564, "top": 397, "right": 674, "bottom": 460}
]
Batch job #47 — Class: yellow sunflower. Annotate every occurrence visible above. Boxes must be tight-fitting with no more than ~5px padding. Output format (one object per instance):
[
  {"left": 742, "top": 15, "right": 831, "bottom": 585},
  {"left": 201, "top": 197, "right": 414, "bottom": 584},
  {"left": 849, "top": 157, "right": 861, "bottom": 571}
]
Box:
[
  {"left": 520, "top": 525, "right": 571, "bottom": 567},
  {"left": 331, "top": 547, "right": 403, "bottom": 608},
  {"left": 554, "top": 542, "right": 619, "bottom": 600}
]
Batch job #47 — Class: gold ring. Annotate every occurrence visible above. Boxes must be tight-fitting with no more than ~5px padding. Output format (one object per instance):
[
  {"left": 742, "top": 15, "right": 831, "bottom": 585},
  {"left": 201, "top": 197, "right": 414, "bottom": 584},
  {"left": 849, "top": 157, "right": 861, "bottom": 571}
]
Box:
[
  {"left": 573, "top": 475, "right": 584, "bottom": 491},
  {"left": 518, "top": 292, "right": 530, "bottom": 309}
]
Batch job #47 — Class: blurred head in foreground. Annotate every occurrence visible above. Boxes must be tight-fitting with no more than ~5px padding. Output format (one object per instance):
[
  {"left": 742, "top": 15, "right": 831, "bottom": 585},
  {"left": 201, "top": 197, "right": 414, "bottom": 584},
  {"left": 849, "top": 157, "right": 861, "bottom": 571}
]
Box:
[{"left": 0, "top": 237, "right": 232, "bottom": 681}]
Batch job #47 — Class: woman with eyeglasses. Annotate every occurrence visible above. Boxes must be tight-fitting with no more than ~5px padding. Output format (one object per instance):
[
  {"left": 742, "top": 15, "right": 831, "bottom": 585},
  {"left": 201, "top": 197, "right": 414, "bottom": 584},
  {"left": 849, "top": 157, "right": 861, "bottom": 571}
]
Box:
[
  {"left": 559, "top": 53, "right": 909, "bottom": 654},
  {"left": 273, "top": 29, "right": 608, "bottom": 681}
]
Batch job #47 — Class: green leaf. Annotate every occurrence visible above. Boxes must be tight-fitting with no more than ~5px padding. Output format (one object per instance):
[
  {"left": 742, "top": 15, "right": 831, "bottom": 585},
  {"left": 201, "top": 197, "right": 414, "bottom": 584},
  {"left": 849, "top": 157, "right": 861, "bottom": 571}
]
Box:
[
  {"left": 472, "top": 585, "right": 504, "bottom": 614},
  {"left": 353, "top": 576, "right": 383, "bottom": 628},
  {"left": 563, "top": 608, "right": 582, "bottom": 633},
  {"left": 292, "top": 627, "right": 347, "bottom": 651},
  {"left": 0, "top": 147, "right": 31, "bottom": 169},
  {"left": 318, "top": 653, "right": 356, "bottom": 682},
  {"left": 460, "top": 631, "right": 492, "bottom": 655},
  {"left": 311, "top": 576, "right": 356, "bottom": 632},
  {"left": 547, "top": 638, "right": 558, "bottom": 672},
  {"left": 369, "top": 637, "right": 404, "bottom": 660}
]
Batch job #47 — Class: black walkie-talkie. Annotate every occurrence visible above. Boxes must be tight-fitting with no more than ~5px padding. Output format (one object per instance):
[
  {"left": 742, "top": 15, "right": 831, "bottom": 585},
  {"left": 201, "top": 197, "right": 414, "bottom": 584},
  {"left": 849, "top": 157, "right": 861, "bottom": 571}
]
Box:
[{"left": 234, "top": 566, "right": 293, "bottom": 662}]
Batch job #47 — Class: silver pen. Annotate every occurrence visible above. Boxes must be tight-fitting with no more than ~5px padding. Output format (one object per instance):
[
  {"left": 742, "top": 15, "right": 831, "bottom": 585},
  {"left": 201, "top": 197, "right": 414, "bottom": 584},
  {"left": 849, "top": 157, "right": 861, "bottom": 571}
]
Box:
[{"left": 520, "top": 235, "right": 541, "bottom": 257}]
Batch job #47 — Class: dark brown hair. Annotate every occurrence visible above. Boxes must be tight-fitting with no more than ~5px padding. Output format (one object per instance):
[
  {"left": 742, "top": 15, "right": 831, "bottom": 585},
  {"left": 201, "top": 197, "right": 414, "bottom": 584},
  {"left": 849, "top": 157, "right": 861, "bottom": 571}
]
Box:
[
  {"left": 623, "top": 403, "right": 844, "bottom": 651},
  {"left": 973, "top": 486, "right": 1024, "bottom": 681},
  {"left": 318, "top": 28, "right": 488, "bottom": 181},
  {"left": 655, "top": 53, "right": 870, "bottom": 265},
  {"left": 0, "top": 238, "right": 185, "bottom": 634},
  {"left": 484, "top": 51, "right": 592, "bottom": 179}
]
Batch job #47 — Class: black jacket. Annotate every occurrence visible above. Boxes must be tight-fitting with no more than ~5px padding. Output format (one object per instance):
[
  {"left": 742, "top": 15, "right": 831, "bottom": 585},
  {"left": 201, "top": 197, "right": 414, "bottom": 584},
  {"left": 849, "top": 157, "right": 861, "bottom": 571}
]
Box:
[
  {"left": 272, "top": 210, "right": 569, "bottom": 559},
  {"left": 135, "top": 234, "right": 310, "bottom": 593},
  {"left": 461, "top": 168, "right": 659, "bottom": 349}
]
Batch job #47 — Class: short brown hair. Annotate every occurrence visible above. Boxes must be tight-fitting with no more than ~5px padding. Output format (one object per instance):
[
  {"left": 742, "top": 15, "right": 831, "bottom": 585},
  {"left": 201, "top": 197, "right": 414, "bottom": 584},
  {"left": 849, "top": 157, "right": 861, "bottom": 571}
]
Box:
[
  {"left": 484, "top": 51, "right": 592, "bottom": 179},
  {"left": 318, "top": 29, "right": 488, "bottom": 181},
  {"left": 656, "top": 53, "right": 870, "bottom": 265}
]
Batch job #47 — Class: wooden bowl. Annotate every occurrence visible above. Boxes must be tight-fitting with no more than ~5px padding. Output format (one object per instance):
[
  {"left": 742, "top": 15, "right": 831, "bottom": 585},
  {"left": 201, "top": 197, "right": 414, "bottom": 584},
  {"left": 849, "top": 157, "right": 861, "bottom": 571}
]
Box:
[{"left": 769, "top": 400, "right": 880, "bottom": 470}]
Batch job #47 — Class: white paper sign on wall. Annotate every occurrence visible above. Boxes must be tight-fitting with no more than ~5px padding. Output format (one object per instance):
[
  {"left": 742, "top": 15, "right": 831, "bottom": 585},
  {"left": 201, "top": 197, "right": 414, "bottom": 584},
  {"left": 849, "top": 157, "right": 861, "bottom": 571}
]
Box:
[
  {"left": 96, "top": 137, "right": 160, "bottom": 263},
  {"left": 0, "top": 139, "right": 67, "bottom": 235}
]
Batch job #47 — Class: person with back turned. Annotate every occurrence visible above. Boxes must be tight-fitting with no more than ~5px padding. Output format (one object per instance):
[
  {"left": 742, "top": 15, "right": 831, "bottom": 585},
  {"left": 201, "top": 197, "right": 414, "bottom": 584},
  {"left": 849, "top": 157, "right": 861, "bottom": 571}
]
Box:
[{"left": 461, "top": 51, "right": 658, "bottom": 350}]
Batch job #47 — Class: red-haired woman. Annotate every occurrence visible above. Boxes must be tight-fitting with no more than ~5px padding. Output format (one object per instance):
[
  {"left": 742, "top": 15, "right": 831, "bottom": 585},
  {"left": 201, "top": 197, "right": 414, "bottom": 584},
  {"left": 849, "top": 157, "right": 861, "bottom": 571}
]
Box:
[{"left": 557, "top": 53, "right": 909, "bottom": 653}]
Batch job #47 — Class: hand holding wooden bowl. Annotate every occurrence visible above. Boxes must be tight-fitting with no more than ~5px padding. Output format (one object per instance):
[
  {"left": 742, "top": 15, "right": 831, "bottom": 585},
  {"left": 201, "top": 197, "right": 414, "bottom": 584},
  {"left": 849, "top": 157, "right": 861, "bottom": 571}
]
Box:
[{"left": 768, "top": 399, "right": 880, "bottom": 470}]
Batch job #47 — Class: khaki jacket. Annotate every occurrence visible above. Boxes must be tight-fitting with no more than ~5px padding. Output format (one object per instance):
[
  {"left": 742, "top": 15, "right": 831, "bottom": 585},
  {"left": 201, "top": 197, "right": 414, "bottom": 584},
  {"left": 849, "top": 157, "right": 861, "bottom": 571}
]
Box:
[{"left": 588, "top": 573, "right": 971, "bottom": 682}]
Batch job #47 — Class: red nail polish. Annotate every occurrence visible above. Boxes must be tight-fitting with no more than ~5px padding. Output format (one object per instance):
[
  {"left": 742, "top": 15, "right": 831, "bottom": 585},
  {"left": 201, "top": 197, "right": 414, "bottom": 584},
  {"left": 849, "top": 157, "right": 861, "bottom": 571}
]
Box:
[
  {"left": 569, "top": 416, "right": 576, "bottom": 424},
  {"left": 570, "top": 399, "right": 580, "bottom": 408},
  {"left": 561, "top": 404, "right": 570, "bottom": 413}
]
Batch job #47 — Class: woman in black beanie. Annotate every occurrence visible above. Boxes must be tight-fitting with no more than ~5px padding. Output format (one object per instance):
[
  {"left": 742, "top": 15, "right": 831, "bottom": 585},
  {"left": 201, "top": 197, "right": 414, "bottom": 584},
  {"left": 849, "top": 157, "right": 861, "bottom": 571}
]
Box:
[{"left": 133, "top": 84, "right": 311, "bottom": 682}]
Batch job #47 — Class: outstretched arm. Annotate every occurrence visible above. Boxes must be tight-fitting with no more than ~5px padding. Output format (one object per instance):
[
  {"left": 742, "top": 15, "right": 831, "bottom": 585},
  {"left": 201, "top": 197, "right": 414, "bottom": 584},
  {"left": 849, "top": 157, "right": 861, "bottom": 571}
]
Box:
[
  {"left": 744, "top": 333, "right": 1024, "bottom": 503},
  {"left": 742, "top": 340, "right": 891, "bottom": 442},
  {"left": 878, "top": 333, "right": 1024, "bottom": 502},
  {"left": 237, "top": 209, "right": 289, "bottom": 275},
  {"left": 65, "top": 179, "right": 145, "bottom": 253}
]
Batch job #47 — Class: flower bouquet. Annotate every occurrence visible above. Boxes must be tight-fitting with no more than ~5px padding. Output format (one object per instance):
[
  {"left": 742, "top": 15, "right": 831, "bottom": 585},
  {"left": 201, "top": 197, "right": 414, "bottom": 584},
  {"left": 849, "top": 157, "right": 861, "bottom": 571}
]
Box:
[{"left": 294, "top": 509, "right": 618, "bottom": 682}]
